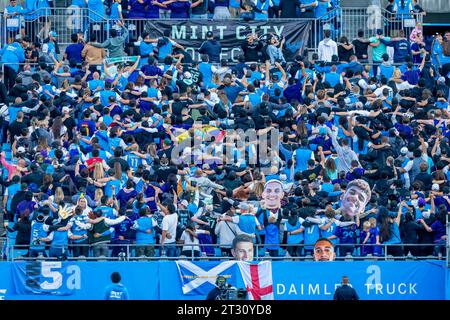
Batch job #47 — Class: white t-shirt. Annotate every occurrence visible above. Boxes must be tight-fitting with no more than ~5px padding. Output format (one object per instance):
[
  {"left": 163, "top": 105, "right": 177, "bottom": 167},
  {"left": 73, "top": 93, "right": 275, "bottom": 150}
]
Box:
[
  {"left": 162, "top": 213, "right": 178, "bottom": 244},
  {"left": 180, "top": 229, "right": 208, "bottom": 253}
]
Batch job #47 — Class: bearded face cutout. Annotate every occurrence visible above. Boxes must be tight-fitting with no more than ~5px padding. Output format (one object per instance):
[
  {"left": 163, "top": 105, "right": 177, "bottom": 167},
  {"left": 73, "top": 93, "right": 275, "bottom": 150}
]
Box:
[{"left": 261, "top": 180, "right": 285, "bottom": 210}]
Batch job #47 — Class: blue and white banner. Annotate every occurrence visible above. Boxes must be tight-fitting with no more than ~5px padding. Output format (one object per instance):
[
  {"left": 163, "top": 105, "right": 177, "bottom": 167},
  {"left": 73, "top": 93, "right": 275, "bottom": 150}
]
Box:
[
  {"left": 0, "top": 261, "right": 445, "bottom": 300},
  {"left": 175, "top": 260, "right": 238, "bottom": 295},
  {"left": 12, "top": 261, "right": 79, "bottom": 296}
]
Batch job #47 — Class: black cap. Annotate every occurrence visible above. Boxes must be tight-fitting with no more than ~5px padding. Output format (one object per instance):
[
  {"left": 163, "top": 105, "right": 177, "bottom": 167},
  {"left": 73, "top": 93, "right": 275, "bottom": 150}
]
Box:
[{"left": 206, "top": 31, "right": 213, "bottom": 38}]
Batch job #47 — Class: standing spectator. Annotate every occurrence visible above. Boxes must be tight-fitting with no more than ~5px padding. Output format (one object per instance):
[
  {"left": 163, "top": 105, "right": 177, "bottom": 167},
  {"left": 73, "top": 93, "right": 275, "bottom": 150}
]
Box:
[
  {"left": 199, "top": 31, "right": 222, "bottom": 64},
  {"left": 104, "top": 272, "right": 129, "bottom": 300},
  {"left": 369, "top": 29, "right": 390, "bottom": 77},
  {"left": 178, "top": 221, "right": 210, "bottom": 257},
  {"left": 266, "top": 37, "right": 286, "bottom": 65},
  {"left": 213, "top": 0, "right": 231, "bottom": 19},
  {"left": 330, "top": 215, "right": 358, "bottom": 257},
  {"left": 410, "top": 34, "right": 427, "bottom": 64},
  {"left": 0, "top": 37, "right": 27, "bottom": 91},
  {"left": 401, "top": 205, "right": 421, "bottom": 256},
  {"left": 379, "top": 203, "right": 403, "bottom": 257},
  {"left": 92, "top": 21, "right": 129, "bottom": 58},
  {"left": 318, "top": 30, "right": 337, "bottom": 62},
  {"left": 164, "top": 0, "right": 191, "bottom": 18},
  {"left": 419, "top": 205, "right": 447, "bottom": 257},
  {"left": 241, "top": 34, "right": 263, "bottom": 62},
  {"left": 409, "top": 22, "right": 423, "bottom": 42},
  {"left": 5, "top": 0, "right": 26, "bottom": 43},
  {"left": 64, "top": 33, "right": 84, "bottom": 65},
  {"left": 82, "top": 33, "right": 106, "bottom": 71},
  {"left": 191, "top": 0, "right": 209, "bottom": 19},
  {"left": 215, "top": 205, "right": 241, "bottom": 257},
  {"left": 160, "top": 202, "right": 179, "bottom": 257},
  {"left": 132, "top": 207, "right": 157, "bottom": 257},
  {"left": 128, "top": 0, "right": 148, "bottom": 19},
  {"left": 352, "top": 30, "right": 369, "bottom": 62},
  {"left": 334, "top": 276, "right": 359, "bottom": 300},
  {"left": 298, "top": 0, "right": 317, "bottom": 18},
  {"left": 337, "top": 36, "right": 354, "bottom": 63}
]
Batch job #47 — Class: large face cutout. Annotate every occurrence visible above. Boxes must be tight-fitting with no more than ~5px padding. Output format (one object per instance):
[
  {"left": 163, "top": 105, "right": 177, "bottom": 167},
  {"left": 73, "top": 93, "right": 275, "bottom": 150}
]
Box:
[
  {"left": 340, "top": 186, "right": 368, "bottom": 218},
  {"left": 261, "top": 180, "right": 285, "bottom": 210},
  {"left": 314, "top": 240, "right": 336, "bottom": 262},
  {"left": 232, "top": 241, "right": 254, "bottom": 261}
]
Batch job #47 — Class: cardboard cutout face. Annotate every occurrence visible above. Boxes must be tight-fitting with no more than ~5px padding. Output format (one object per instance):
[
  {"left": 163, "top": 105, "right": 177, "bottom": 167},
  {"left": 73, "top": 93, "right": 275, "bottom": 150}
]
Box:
[
  {"left": 261, "top": 180, "right": 285, "bottom": 210},
  {"left": 340, "top": 184, "right": 369, "bottom": 219},
  {"left": 314, "top": 240, "right": 336, "bottom": 261},
  {"left": 231, "top": 241, "right": 254, "bottom": 261}
]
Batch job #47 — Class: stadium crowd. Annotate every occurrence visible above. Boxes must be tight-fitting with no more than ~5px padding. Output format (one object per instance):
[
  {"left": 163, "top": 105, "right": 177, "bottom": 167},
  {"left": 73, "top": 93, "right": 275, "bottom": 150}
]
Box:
[{"left": 0, "top": 0, "right": 448, "bottom": 261}]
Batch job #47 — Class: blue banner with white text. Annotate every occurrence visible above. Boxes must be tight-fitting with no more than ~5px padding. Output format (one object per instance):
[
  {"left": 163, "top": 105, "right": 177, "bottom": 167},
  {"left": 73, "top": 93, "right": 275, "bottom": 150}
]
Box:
[{"left": 0, "top": 261, "right": 446, "bottom": 300}]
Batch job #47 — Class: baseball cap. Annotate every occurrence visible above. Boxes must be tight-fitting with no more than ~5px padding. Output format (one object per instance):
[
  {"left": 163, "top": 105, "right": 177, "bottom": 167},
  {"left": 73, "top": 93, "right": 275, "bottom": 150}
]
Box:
[
  {"left": 438, "top": 76, "right": 446, "bottom": 83},
  {"left": 432, "top": 183, "right": 440, "bottom": 191},
  {"left": 17, "top": 146, "right": 26, "bottom": 153},
  {"left": 400, "top": 147, "right": 408, "bottom": 155},
  {"left": 49, "top": 31, "right": 58, "bottom": 38}
]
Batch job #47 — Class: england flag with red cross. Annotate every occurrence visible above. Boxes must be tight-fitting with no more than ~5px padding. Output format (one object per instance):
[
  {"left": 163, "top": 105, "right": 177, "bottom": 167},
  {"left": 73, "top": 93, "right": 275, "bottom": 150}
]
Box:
[{"left": 237, "top": 261, "right": 274, "bottom": 300}]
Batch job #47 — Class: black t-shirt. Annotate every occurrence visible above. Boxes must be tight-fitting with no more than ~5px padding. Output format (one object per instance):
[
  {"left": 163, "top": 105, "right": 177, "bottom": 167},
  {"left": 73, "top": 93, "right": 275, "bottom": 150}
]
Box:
[
  {"left": 8, "top": 120, "right": 27, "bottom": 140},
  {"left": 157, "top": 147, "right": 174, "bottom": 160},
  {"left": 352, "top": 39, "right": 369, "bottom": 60},
  {"left": 241, "top": 41, "right": 263, "bottom": 62},
  {"left": 155, "top": 165, "right": 177, "bottom": 182},
  {"left": 338, "top": 45, "right": 353, "bottom": 62},
  {"left": 107, "top": 157, "right": 130, "bottom": 172},
  {"left": 171, "top": 99, "right": 189, "bottom": 116},
  {"left": 21, "top": 172, "right": 44, "bottom": 186}
]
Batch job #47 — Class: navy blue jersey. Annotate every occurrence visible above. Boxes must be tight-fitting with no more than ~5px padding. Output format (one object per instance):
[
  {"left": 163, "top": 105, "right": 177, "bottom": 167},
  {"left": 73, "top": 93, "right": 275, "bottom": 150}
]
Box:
[{"left": 334, "top": 224, "right": 357, "bottom": 244}]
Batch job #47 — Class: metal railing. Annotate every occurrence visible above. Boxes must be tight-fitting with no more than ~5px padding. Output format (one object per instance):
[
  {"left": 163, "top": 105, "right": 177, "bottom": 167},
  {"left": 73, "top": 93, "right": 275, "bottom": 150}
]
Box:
[
  {"left": 2, "top": 241, "right": 446, "bottom": 262},
  {"left": 1, "top": 7, "right": 340, "bottom": 49},
  {"left": 341, "top": 7, "right": 424, "bottom": 40},
  {"left": 1, "top": 6, "right": 424, "bottom": 48}
]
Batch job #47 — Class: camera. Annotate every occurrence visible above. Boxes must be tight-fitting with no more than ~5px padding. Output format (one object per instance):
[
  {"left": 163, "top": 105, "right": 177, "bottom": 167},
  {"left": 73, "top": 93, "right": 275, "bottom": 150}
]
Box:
[{"left": 215, "top": 276, "right": 247, "bottom": 300}]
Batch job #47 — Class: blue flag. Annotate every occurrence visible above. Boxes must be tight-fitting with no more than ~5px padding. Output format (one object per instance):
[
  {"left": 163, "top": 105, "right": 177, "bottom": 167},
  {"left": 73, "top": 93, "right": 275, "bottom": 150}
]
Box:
[{"left": 175, "top": 261, "right": 239, "bottom": 295}]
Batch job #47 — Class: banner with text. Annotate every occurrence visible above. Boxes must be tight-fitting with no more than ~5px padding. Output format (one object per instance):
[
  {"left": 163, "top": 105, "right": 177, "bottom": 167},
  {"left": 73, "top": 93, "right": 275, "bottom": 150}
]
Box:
[
  {"left": 0, "top": 261, "right": 445, "bottom": 300},
  {"left": 145, "top": 20, "right": 311, "bottom": 62}
]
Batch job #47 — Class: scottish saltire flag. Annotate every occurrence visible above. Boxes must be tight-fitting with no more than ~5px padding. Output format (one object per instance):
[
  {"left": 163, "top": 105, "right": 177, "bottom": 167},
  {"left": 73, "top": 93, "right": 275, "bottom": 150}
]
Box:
[
  {"left": 175, "top": 261, "right": 238, "bottom": 295},
  {"left": 237, "top": 261, "right": 274, "bottom": 300}
]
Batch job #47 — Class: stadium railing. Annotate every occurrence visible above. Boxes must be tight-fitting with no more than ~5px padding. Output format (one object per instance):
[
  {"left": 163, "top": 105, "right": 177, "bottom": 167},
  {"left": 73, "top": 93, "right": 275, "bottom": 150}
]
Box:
[
  {"left": 1, "top": 241, "right": 446, "bottom": 262},
  {"left": 341, "top": 6, "right": 424, "bottom": 40},
  {"left": 1, "top": 7, "right": 341, "bottom": 51}
]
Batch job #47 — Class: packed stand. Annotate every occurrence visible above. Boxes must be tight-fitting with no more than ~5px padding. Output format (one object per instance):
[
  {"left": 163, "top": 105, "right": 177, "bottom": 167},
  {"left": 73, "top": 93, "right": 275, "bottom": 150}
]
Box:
[{"left": 0, "top": 0, "right": 449, "bottom": 261}]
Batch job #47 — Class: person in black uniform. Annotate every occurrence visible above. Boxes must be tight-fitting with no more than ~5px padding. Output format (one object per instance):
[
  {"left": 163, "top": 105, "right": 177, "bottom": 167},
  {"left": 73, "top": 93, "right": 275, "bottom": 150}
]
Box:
[{"left": 334, "top": 276, "right": 359, "bottom": 300}]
